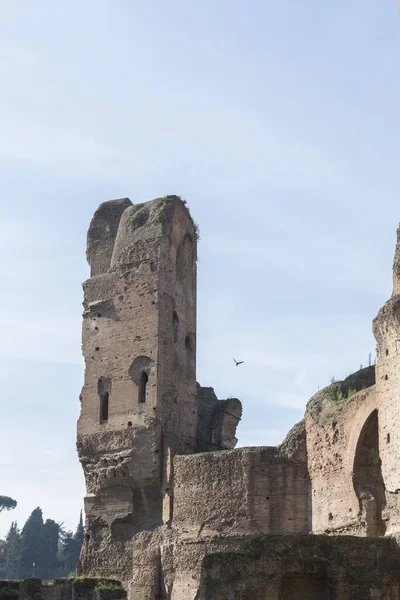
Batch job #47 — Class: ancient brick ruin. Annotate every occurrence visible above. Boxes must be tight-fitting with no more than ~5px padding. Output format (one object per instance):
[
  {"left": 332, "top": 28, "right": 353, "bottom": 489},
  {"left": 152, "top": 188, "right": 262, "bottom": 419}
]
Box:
[{"left": 77, "top": 196, "right": 400, "bottom": 599}]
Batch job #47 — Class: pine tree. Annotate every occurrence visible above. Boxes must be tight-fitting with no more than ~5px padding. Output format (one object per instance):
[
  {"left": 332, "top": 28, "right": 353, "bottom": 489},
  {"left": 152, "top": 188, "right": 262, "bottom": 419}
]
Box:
[
  {"left": 38, "top": 519, "right": 59, "bottom": 570},
  {"left": 5, "top": 522, "right": 21, "bottom": 579},
  {"left": 0, "top": 496, "right": 17, "bottom": 513},
  {"left": 20, "top": 507, "right": 43, "bottom": 572}
]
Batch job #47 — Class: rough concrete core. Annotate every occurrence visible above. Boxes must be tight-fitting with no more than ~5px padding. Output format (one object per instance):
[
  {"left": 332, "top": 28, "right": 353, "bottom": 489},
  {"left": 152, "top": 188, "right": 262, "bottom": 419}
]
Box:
[
  {"left": 77, "top": 201, "right": 400, "bottom": 599},
  {"left": 196, "top": 384, "right": 242, "bottom": 451},
  {"left": 87, "top": 198, "right": 132, "bottom": 277}
]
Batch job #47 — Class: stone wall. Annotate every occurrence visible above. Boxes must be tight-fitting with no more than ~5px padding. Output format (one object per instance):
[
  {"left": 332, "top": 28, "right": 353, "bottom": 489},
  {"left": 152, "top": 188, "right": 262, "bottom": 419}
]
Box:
[
  {"left": 173, "top": 444, "right": 309, "bottom": 540},
  {"left": 0, "top": 578, "right": 126, "bottom": 600},
  {"left": 305, "top": 225, "right": 400, "bottom": 540},
  {"left": 373, "top": 230, "right": 400, "bottom": 538},
  {"left": 77, "top": 196, "right": 200, "bottom": 588},
  {"left": 196, "top": 535, "right": 400, "bottom": 600},
  {"left": 75, "top": 200, "right": 400, "bottom": 599},
  {"left": 306, "top": 369, "right": 382, "bottom": 535},
  {"left": 165, "top": 424, "right": 310, "bottom": 599}
]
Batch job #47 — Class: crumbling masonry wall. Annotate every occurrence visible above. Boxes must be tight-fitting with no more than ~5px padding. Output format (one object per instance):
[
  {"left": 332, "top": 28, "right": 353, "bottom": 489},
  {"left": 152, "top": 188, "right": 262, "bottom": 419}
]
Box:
[
  {"left": 305, "top": 226, "right": 400, "bottom": 540},
  {"left": 77, "top": 199, "right": 400, "bottom": 600},
  {"left": 173, "top": 435, "right": 309, "bottom": 540},
  {"left": 165, "top": 428, "right": 310, "bottom": 599},
  {"left": 306, "top": 371, "right": 382, "bottom": 535},
  {"left": 372, "top": 228, "right": 400, "bottom": 539},
  {"left": 195, "top": 535, "right": 400, "bottom": 600},
  {"left": 77, "top": 196, "right": 242, "bottom": 598},
  {"left": 77, "top": 196, "right": 200, "bottom": 590}
]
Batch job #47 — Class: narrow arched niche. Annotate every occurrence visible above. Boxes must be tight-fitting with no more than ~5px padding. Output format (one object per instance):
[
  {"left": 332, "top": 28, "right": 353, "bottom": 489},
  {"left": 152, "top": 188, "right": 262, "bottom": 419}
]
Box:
[
  {"left": 128, "top": 356, "right": 152, "bottom": 405},
  {"left": 138, "top": 371, "right": 148, "bottom": 403},
  {"left": 353, "top": 409, "right": 386, "bottom": 536},
  {"left": 176, "top": 233, "right": 194, "bottom": 301},
  {"left": 129, "top": 356, "right": 152, "bottom": 382},
  {"left": 98, "top": 377, "right": 111, "bottom": 423},
  {"left": 172, "top": 311, "right": 179, "bottom": 343}
]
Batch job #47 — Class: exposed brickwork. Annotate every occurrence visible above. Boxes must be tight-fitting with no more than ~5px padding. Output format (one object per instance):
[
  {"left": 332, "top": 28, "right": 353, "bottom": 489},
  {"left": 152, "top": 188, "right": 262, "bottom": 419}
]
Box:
[
  {"left": 373, "top": 240, "right": 400, "bottom": 537},
  {"left": 77, "top": 197, "right": 242, "bottom": 598},
  {"left": 196, "top": 535, "right": 400, "bottom": 600},
  {"left": 77, "top": 200, "right": 400, "bottom": 599}
]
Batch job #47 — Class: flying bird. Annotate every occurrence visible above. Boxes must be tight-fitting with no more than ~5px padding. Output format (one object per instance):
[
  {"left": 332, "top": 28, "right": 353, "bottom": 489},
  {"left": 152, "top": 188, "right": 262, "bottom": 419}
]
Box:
[{"left": 233, "top": 358, "right": 244, "bottom": 366}]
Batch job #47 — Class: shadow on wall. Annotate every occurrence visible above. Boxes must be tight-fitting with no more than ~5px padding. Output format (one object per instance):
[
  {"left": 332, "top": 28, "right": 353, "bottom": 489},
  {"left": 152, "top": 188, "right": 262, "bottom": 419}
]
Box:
[{"left": 280, "top": 574, "right": 330, "bottom": 600}]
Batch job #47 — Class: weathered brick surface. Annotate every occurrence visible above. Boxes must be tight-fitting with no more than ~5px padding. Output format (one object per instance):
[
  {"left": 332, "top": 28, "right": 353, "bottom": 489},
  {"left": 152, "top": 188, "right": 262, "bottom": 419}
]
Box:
[
  {"left": 306, "top": 381, "right": 379, "bottom": 535},
  {"left": 173, "top": 444, "right": 309, "bottom": 540},
  {"left": 77, "top": 197, "right": 199, "bottom": 587},
  {"left": 196, "top": 535, "right": 400, "bottom": 600},
  {"left": 305, "top": 227, "right": 400, "bottom": 539},
  {"left": 77, "top": 201, "right": 400, "bottom": 599},
  {"left": 77, "top": 196, "right": 242, "bottom": 596}
]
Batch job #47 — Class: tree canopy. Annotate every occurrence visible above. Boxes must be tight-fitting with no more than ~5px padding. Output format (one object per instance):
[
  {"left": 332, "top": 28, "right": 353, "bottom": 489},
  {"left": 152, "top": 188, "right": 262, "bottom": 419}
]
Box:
[
  {"left": 0, "top": 507, "right": 84, "bottom": 579},
  {"left": 38, "top": 519, "right": 59, "bottom": 569},
  {"left": 5, "top": 521, "right": 21, "bottom": 579},
  {"left": 60, "top": 511, "right": 85, "bottom": 572},
  {"left": 20, "top": 507, "right": 43, "bottom": 570},
  {"left": 0, "top": 496, "right": 17, "bottom": 513}
]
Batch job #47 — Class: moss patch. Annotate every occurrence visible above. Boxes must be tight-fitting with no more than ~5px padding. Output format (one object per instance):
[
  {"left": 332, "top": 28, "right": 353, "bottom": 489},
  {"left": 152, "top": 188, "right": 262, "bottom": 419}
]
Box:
[
  {"left": 307, "top": 366, "right": 375, "bottom": 423},
  {"left": 0, "top": 588, "right": 18, "bottom": 600}
]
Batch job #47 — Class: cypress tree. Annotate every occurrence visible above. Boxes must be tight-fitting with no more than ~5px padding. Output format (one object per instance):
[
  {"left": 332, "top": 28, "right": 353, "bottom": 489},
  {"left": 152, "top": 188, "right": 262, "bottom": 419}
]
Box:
[
  {"left": 60, "top": 512, "right": 85, "bottom": 573},
  {"left": 5, "top": 521, "right": 21, "bottom": 579},
  {"left": 61, "top": 532, "right": 79, "bottom": 572},
  {"left": 20, "top": 507, "right": 43, "bottom": 572},
  {"left": 38, "top": 519, "right": 59, "bottom": 570},
  {"left": 74, "top": 511, "right": 84, "bottom": 546}
]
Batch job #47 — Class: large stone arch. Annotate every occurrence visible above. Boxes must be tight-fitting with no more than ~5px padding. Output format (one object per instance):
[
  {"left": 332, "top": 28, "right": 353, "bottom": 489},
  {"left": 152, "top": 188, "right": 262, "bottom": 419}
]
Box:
[
  {"left": 345, "top": 386, "right": 378, "bottom": 471},
  {"left": 352, "top": 408, "right": 386, "bottom": 536}
]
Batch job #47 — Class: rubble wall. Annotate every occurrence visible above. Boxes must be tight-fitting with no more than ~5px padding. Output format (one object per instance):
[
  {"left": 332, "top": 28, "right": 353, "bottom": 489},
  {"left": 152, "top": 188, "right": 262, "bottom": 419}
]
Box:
[{"left": 195, "top": 534, "right": 400, "bottom": 600}]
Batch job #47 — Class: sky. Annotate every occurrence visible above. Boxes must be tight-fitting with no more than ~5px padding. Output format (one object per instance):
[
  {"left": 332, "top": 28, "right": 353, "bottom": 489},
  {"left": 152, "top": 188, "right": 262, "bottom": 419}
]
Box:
[{"left": 1, "top": 0, "right": 400, "bottom": 538}]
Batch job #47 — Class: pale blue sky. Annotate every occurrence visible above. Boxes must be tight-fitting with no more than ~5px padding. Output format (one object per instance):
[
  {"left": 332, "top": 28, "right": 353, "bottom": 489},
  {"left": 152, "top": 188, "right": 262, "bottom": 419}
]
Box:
[{"left": 1, "top": 0, "right": 399, "bottom": 537}]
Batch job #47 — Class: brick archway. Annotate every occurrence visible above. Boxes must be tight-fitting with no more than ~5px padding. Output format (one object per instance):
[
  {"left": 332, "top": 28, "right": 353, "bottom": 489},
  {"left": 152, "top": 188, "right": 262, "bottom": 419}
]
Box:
[
  {"left": 352, "top": 408, "right": 386, "bottom": 536},
  {"left": 345, "top": 387, "right": 377, "bottom": 472}
]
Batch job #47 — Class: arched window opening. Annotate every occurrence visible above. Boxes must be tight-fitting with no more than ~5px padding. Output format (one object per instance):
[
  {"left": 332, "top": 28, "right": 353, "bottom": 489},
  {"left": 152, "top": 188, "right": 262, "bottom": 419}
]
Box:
[
  {"left": 353, "top": 409, "right": 386, "bottom": 536},
  {"left": 98, "top": 377, "right": 111, "bottom": 424},
  {"left": 172, "top": 311, "right": 179, "bottom": 343},
  {"left": 139, "top": 371, "right": 148, "bottom": 403}
]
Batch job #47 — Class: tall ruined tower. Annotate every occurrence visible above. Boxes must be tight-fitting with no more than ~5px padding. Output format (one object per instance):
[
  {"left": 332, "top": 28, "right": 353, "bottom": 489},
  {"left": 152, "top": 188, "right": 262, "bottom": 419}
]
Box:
[
  {"left": 373, "top": 225, "right": 400, "bottom": 538},
  {"left": 77, "top": 196, "right": 198, "bottom": 589}
]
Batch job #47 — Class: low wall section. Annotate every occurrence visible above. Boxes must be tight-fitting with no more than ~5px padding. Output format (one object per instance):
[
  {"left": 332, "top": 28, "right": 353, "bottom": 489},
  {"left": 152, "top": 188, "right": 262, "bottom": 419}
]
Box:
[{"left": 173, "top": 444, "right": 310, "bottom": 539}]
